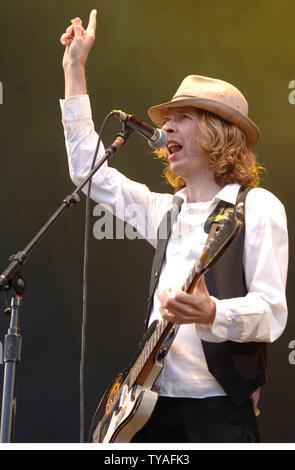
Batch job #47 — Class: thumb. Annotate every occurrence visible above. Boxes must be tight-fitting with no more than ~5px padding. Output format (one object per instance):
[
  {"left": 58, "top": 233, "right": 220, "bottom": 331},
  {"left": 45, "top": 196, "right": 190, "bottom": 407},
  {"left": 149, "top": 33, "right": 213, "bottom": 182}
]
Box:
[
  {"left": 193, "top": 275, "right": 206, "bottom": 293},
  {"left": 86, "top": 9, "right": 97, "bottom": 36}
]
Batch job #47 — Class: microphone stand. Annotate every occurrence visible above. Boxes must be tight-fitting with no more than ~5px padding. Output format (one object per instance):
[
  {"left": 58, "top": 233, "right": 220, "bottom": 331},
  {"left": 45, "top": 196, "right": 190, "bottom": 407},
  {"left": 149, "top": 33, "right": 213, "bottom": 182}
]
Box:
[{"left": 0, "top": 123, "right": 134, "bottom": 442}]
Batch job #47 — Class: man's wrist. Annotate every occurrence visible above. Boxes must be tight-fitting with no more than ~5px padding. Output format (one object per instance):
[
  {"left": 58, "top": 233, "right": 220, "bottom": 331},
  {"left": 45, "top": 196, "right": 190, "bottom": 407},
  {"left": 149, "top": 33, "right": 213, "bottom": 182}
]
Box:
[
  {"left": 208, "top": 301, "right": 216, "bottom": 324},
  {"left": 63, "top": 61, "right": 85, "bottom": 73},
  {"left": 64, "top": 63, "right": 87, "bottom": 99}
]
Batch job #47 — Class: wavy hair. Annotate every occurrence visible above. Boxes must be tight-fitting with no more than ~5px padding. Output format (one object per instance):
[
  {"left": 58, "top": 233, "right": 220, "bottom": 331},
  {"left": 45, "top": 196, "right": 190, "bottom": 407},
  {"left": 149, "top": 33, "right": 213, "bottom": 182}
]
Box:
[{"left": 155, "top": 109, "right": 265, "bottom": 192}]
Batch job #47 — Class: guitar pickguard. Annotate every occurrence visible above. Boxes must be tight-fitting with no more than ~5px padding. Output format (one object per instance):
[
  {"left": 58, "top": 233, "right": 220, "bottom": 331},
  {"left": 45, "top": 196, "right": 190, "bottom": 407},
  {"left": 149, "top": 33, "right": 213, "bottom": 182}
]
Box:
[
  {"left": 105, "top": 376, "right": 122, "bottom": 416},
  {"left": 93, "top": 381, "right": 158, "bottom": 443}
]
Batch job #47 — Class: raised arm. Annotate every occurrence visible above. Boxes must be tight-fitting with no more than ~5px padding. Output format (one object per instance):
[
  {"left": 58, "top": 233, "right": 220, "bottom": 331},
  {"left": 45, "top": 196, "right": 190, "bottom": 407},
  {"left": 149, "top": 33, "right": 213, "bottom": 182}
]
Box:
[{"left": 59, "top": 10, "right": 173, "bottom": 245}]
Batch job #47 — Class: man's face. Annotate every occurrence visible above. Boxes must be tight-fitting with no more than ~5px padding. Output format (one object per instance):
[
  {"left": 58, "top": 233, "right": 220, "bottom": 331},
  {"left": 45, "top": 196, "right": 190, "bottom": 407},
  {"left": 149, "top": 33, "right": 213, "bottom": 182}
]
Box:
[{"left": 162, "top": 106, "right": 210, "bottom": 180}]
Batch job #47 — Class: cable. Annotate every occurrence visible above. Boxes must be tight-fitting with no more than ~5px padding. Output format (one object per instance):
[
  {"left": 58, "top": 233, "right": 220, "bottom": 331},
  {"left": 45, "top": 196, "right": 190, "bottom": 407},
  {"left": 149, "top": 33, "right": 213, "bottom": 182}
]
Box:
[{"left": 80, "top": 111, "right": 115, "bottom": 443}]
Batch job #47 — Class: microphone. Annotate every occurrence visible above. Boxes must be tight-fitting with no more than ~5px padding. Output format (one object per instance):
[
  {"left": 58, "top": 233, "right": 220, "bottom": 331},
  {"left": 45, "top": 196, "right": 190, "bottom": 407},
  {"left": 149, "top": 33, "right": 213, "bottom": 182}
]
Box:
[{"left": 113, "top": 110, "right": 168, "bottom": 149}]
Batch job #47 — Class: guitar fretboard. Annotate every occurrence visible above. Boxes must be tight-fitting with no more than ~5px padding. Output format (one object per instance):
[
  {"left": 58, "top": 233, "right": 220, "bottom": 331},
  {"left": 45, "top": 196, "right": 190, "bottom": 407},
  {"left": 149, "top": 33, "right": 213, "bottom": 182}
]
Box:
[{"left": 127, "top": 318, "right": 170, "bottom": 388}]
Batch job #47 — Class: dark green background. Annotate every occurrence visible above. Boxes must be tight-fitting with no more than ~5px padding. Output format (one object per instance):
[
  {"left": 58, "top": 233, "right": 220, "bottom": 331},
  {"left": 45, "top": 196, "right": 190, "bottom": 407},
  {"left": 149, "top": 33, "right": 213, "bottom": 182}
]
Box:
[{"left": 0, "top": 0, "right": 294, "bottom": 443}]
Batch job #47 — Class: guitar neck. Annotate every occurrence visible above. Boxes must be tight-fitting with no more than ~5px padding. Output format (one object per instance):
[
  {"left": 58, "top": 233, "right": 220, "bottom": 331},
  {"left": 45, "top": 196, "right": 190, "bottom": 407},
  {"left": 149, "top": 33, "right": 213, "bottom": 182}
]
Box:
[
  {"left": 128, "top": 317, "right": 173, "bottom": 388},
  {"left": 182, "top": 265, "right": 203, "bottom": 294}
]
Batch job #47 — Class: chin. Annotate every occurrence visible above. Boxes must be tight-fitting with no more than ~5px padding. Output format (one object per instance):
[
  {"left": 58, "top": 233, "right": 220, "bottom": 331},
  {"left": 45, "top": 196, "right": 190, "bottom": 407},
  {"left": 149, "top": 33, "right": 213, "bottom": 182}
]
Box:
[{"left": 169, "top": 163, "right": 188, "bottom": 180}]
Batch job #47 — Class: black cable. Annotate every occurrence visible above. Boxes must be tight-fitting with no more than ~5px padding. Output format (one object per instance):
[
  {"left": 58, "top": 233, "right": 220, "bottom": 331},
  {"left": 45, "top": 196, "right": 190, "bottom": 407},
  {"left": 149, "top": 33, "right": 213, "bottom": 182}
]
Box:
[{"left": 80, "top": 111, "right": 115, "bottom": 443}]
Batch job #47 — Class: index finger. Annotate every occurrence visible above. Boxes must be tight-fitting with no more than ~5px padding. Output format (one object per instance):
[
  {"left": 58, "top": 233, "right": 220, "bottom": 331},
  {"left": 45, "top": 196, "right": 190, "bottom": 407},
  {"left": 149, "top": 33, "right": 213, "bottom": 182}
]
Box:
[{"left": 86, "top": 9, "right": 97, "bottom": 35}]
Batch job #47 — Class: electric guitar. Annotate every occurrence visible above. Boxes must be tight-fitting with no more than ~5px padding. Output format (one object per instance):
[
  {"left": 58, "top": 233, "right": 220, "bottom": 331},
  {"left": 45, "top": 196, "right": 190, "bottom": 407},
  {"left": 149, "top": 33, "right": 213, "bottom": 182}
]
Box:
[{"left": 89, "top": 201, "right": 245, "bottom": 443}]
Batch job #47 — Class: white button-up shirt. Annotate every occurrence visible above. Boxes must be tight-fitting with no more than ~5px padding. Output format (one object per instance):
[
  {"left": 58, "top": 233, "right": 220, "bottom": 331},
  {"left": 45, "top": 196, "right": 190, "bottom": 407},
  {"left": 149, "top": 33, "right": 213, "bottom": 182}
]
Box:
[{"left": 60, "top": 94, "right": 288, "bottom": 399}]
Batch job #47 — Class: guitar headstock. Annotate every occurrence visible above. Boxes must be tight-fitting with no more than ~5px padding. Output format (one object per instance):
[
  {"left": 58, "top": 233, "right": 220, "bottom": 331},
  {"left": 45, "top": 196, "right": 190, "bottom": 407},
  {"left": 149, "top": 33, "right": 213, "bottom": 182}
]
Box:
[{"left": 197, "top": 201, "right": 244, "bottom": 274}]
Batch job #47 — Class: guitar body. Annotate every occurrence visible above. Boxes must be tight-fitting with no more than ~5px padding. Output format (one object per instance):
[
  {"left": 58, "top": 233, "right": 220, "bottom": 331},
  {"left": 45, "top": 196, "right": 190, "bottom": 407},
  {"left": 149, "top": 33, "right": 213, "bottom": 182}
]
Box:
[{"left": 89, "top": 355, "right": 163, "bottom": 443}]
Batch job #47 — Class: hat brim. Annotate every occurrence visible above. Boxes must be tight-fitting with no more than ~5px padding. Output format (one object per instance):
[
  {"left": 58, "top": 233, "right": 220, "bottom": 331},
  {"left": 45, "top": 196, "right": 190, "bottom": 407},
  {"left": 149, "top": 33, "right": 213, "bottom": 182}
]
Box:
[{"left": 148, "top": 97, "right": 260, "bottom": 148}]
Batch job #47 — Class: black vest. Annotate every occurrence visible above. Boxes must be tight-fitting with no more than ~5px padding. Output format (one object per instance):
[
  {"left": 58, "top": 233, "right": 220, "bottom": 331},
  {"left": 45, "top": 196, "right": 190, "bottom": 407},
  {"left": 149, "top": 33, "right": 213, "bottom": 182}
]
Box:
[{"left": 146, "top": 187, "right": 267, "bottom": 407}]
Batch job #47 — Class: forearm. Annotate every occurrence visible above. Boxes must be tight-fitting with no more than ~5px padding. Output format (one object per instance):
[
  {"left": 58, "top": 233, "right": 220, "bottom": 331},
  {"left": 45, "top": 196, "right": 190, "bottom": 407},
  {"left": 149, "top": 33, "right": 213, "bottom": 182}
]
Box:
[
  {"left": 64, "top": 63, "right": 87, "bottom": 99},
  {"left": 196, "top": 291, "right": 288, "bottom": 343}
]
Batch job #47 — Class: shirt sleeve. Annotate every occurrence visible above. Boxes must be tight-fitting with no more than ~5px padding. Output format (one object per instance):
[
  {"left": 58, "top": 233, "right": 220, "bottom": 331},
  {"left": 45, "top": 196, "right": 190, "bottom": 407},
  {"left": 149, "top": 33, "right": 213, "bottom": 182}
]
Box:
[
  {"left": 59, "top": 94, "right": 173, "bottom": 247},
  {"left": 196, "top": 187, "right": 289, "bottom": 343}
]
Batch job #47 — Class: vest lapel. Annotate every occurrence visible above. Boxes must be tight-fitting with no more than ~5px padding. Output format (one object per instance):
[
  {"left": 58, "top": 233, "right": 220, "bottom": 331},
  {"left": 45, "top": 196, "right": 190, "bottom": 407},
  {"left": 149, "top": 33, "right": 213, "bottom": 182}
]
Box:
[{"left": 145, "top": 195, "right": 183, "bottom": 329}]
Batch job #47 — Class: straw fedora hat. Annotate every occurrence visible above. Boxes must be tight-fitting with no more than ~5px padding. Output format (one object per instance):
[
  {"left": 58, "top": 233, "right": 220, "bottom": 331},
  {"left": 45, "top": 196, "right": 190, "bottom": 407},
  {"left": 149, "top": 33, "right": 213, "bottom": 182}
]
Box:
[{"left": 148, "top": 75, "right": 260, "bottom": 147}]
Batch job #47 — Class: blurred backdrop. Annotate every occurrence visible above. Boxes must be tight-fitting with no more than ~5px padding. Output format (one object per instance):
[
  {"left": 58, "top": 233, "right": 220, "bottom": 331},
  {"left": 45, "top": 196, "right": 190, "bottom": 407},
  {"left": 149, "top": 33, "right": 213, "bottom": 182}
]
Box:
[{"left": 0, "top": 0, "right": 294, "bottom": 443}]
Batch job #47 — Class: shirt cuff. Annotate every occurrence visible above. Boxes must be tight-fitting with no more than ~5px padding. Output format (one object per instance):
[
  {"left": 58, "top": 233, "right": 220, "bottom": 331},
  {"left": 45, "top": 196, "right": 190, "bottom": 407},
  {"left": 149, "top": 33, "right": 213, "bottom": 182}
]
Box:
[
  {"left": 59, "top": 94, "right": 92, "bottom": 121},
  {"left": 195, "top": 297, "right": 231, "bottom": 342}
]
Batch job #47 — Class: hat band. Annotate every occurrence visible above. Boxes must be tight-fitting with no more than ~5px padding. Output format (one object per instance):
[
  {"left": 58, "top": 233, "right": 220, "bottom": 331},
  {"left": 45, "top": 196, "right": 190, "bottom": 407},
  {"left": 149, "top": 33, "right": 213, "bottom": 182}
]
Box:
[{"left": 171, "top": 94, "right": 199, "bottom": 101}]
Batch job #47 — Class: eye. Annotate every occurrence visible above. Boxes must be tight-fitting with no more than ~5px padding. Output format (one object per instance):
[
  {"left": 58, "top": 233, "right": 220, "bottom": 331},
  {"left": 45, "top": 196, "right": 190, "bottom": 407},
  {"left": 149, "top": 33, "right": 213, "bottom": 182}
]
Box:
[{"left": 163, "top": 116, "right": 171, "bottom": 125}]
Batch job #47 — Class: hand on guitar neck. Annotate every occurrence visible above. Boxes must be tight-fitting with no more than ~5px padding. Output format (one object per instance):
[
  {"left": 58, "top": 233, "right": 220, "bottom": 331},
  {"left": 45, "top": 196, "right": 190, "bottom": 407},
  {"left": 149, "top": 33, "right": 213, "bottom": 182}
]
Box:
[{"left": 156, "top": 275, "right": 216, "bottom": 326}]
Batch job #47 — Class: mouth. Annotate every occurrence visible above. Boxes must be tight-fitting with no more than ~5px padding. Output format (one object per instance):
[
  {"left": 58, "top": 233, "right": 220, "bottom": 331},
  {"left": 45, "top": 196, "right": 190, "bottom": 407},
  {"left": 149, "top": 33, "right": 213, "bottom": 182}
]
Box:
[{"left": 166, "top": 140, "right": 183, "bottom": 159}]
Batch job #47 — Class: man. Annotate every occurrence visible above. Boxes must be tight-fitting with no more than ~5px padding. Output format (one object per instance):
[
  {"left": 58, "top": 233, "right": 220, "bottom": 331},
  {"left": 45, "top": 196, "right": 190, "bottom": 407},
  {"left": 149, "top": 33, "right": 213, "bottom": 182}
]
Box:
[{"left": 60, "top": 10, "right": 288, "bottom": 443}]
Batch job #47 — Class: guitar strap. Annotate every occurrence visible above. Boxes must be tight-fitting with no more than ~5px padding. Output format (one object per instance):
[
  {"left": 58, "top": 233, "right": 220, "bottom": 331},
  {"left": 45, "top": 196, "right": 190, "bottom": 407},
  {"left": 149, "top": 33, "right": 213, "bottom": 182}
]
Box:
[
  {"left": 146, "top": 195, "right": 183, "bottom": 329},
  {"left": 145, "top": 185, "right": 251, "bottom": 331},
  {"left": 204, "top": 186, "right": 251, "bottom": 233}
]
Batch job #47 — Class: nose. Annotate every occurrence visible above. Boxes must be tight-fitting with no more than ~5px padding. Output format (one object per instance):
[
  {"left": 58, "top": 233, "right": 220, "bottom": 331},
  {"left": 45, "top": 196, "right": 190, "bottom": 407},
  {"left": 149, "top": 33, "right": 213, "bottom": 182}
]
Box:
[{"left": 162, "top": 117, "right": 177, "bottom": 133}]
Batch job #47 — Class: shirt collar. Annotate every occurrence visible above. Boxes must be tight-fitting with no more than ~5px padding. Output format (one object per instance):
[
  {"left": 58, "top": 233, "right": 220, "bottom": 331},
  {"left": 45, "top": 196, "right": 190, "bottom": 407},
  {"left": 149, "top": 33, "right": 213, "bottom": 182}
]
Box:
[
  {"left": 214, "top": 183, "right": 241, "bottom": 204},
  {"left": 175, "top": 183, "right": 241, "bottom": 205}
]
